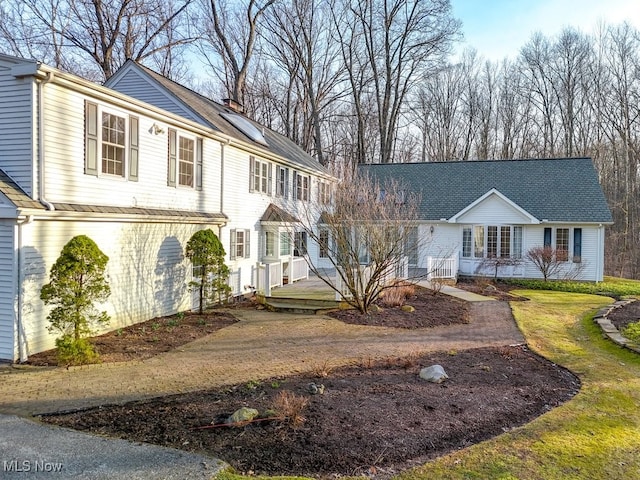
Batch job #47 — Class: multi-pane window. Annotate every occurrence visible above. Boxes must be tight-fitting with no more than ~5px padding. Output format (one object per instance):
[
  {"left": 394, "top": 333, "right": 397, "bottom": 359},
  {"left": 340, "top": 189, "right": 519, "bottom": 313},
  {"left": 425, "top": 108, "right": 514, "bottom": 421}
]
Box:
[
  {"left": 85, "top": 101, "right": 139, "bottom": 181},
  {"left": 474, "top": 226, "right": 485, "bottom": 258},
  {"left": 230, "top": 229, "right": 251, "bottom": 260},
  {"left": 295, "top": 172, "right": 310, "bottom": 201},
  {"left": 280, "top": 232, "right": 291, "bottom": 256},
  {"left": 101, "top": 113, "right": 125, "bottom": 176},
  {"left": 276, "top": 166, "right": 289, "bottom": 198},
  {"left": 319, "top": 229, "right": 329, "bottom": 258},
  {"left": 167, "top": 129, "right": 202, "bottom": 189},
  {"left": 250, "top": 157, "right": 271, "bottom": 194},
  {"left": 294, "top": 231, "right": 307, "bottom": 256},
  {"left": 487, "top": 226, "right": 498, "bottom": 258},
  {"left": 462, "top": 227, "right": 472, "bottom": 258},
  {"left": 513, "top": 226, "right": 523, "bottom": 258},
  {"left": 178, "top": 136, "right": 194, "bottom": 187},
  {"left": 500, "top": 226, "right": 511, "bottom": 258},
  {"left": 318, "top": 181, "right": 331, "bottom": 204},
  {"left": 467, "top": 225, "right": 522, "bottom": 258},
  {"left": 265, "top": 231, "right": 275, "bottom": 257},
  {"left": 556, "top": 228, "right": 569, "bottom": 261}
]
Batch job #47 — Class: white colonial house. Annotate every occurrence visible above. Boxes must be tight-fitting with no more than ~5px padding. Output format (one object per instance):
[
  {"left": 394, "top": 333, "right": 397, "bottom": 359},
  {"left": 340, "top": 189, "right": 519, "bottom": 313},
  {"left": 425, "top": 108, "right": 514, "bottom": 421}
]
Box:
[
  {"left": 0, "top": 54, "right": 333, "bottom": 362},
  {"left": 360, "top": 158, "right": 613, "bottom": 282}
]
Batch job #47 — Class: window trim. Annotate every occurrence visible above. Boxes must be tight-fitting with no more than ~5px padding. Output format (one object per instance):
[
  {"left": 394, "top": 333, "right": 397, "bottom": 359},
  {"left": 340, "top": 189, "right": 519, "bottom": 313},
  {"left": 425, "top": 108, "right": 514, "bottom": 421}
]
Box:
[
  {"left": 168, "top": 128, "right": 202, "bottom": 189},
  {"left": 464, "top": 225, "right": 523, "bottom": 259},
  {"left": 85, "top": 100, "right": 138, "bottom": 181},
  {"left": 276, "top": 165, "right": 289, "bottom": 198},
  {"left": 249, "top": 156, "right": 272, "bottom": 195},
  {"left": 230, "top": 229, "right": 251, "bottom": 260},
  {"left": 294, "top": 171, "right": 310, "bottom": 201}
]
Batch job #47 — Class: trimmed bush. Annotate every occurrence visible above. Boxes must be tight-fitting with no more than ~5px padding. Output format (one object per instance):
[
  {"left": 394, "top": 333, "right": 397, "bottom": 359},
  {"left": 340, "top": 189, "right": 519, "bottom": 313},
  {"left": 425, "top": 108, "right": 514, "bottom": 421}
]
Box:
[{"left": 40, "top": 235, "right": 110, "bottom": 365}]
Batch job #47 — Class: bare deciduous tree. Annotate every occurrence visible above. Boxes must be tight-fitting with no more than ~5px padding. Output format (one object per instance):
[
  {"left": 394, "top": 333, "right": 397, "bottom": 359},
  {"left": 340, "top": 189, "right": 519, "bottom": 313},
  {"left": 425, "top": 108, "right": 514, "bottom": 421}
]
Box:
[
  {"left": 199, "top": 0, "right": 275, "bottom": 108},
  {"left": 1, "top": 0, "right": 194, "bottom": 81},
  {"left": 282, "top": 171, "right": 423, "bottom": 314}
]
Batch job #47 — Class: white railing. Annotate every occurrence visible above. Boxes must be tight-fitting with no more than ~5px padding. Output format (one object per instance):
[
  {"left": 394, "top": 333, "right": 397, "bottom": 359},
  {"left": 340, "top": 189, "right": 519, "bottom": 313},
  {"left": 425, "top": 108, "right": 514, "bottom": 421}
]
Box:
[
  {"left": 290, "top": 257, "right": 309, "bottom": 283},
  {"left": 228, "top": 268, "right": 242, "bottom": 296},
  {"left": 427, "top": 256, "right": 458, "bottom": 280},
  {"left": 256, "top": 261, "right": 283, "bottom": 296},
  {"left": 335, "top": 256, "right": 408, "bottom": 301}
]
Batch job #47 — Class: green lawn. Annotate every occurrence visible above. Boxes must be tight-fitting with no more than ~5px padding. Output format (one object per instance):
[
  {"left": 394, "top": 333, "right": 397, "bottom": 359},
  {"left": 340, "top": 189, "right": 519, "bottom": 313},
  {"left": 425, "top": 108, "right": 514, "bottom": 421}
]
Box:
[
  {"left": 399, "top": 290, "right": 640, "bottom": 480},
  {"left": 214, "top": 288, "right": 640, "bottom": 480}
]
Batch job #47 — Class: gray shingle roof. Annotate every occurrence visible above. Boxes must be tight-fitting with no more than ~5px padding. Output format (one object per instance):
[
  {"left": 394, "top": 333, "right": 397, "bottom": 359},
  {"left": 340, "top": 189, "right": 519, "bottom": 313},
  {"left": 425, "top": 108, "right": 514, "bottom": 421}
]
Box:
[
  {"left": 126, "top": 62, "right": 328, "bottom": 176},
  {"left": 0, "top": 170, "right": 44, "bottom": 210},
  {"left": 52, "top": 203, "right": 227, "bottom": 221},
  {"left": 359, "top": 158, "right": 613, "bottom": 223}
]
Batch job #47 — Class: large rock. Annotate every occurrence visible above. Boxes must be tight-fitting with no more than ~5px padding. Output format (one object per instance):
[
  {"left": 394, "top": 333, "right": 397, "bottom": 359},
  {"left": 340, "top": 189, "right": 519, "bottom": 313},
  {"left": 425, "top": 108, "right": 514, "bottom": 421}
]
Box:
[
  {"left": 419, "top": 365, "right": 449, "bottom": 383},
  {"left": 227, "top": 407, "right": 259, "bottom": 424}
]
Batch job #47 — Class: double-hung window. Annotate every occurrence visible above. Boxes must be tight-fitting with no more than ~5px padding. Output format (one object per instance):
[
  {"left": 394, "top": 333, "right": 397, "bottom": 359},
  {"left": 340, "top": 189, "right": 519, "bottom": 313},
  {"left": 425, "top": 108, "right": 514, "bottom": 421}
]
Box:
[
  {"left": 167, "top": 129, "right": 203, "bottom": 189},
  {"left": 249, "top": 156, "right": 272, "bottom": 195},
  {"left": 85, "top": 101, "right": 139, "bottom": 181},
  {"left": 280, "top": 232, "right": 291, "bottom": 256},
  {"left": 276, "top": 166, "right": 289, "bottom": 198},
  {"left": 556, "top": 228, "right": 569, "bottom": 261},
  {"left": 318, "top": 181, "right": 331, "bottom": 204},
  {"left": 319, "top": 229, "right": 329, "bottom": 258},
  {"left": 294, "top": 231, "right": 307, "bottom": 256},
  {"left": 230, "top": 229, "right": 251, "bottom": 260},
  {"left": 543, "top": 227, "right": 581, "bottom": 263},
  {"left": 294, "top": 172, "right": 310, "bottom": 201}
]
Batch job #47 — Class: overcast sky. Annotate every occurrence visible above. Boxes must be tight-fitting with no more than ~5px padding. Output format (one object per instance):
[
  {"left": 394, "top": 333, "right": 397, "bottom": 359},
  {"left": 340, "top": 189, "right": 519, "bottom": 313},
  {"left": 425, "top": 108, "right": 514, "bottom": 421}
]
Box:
[{"left": 449, "top": 0, "right": 640, "bottom": 61}]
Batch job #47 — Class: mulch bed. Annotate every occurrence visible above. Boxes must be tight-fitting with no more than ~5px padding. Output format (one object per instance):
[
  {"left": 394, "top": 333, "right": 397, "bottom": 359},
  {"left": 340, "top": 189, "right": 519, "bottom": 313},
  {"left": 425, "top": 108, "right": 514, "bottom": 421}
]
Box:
[
  {"left": 25, "top": 311, "right": 237, "bottom": 366},
  {"left": 328, "top": 287, "right": 470, "bottom": 328},
  {"left": 41, "top": 345, "right": 580, "bottom": 478},
  {"left": 36, "top": 284, "right": 639, "bottom": 477}
]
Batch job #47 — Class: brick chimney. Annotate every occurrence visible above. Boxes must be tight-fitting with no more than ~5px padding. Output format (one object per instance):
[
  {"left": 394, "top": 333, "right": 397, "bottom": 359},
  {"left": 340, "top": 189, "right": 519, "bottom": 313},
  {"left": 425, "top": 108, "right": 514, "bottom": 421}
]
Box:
[{"left": 222, "top": 98, "right": 244, "bottom": 114}]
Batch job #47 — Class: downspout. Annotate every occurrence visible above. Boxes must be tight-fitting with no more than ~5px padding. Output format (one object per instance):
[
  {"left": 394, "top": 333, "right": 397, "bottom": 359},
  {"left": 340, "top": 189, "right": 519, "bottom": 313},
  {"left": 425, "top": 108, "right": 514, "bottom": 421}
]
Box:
[
  {"left": 37, "top": 72, "right": 55, "bottom": 211},
  {"left": 16, "top": 215, "right": 34, "bottom": 363}
]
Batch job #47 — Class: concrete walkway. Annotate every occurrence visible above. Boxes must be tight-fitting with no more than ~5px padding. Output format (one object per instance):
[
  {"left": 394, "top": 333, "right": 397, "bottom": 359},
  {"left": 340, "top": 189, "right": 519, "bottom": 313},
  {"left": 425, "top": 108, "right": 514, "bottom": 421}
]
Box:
[{"left": 0, "top": 286, "right": 524, "bottom": 478}]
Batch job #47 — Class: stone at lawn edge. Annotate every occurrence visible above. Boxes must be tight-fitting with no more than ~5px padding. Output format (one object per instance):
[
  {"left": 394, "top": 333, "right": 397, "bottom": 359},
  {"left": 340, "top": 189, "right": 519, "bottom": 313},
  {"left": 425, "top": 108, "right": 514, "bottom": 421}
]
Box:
[
  {"left": 419, "top": 365, "right": 449, "bottom": 383},
  {"left": 227, "top": 407, "right": 259, "bottom": 424},
  {"left": 401, "top": 305, "right": 415, "bottom": 312}
]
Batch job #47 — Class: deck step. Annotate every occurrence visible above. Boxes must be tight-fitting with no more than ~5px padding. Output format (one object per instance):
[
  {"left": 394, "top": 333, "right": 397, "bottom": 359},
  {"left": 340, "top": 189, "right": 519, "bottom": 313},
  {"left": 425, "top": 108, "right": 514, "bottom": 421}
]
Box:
[{"left": 261, "top": 296, "right": 345, "bottom": 314}]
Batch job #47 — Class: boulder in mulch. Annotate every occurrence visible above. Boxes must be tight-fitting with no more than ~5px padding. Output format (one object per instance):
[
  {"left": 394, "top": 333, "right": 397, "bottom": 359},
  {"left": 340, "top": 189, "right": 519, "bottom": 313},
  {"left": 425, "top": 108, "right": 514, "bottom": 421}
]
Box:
[{"left": 419, "top": 365, "right": 449, "bottom": 383}]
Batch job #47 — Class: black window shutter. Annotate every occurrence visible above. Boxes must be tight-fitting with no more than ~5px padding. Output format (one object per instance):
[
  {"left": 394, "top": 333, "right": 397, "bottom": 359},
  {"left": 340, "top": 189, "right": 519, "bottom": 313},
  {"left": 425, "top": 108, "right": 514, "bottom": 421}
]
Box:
[
  {"left": 249, "top": 156, "right": 255, "bottom": 192},
  {"left": 267, "top": 163, "right": 273, "bottom": 196},
  {"left": 85, "top": 101, "right": 99, "bottom": 176},
  {"left": 128, "top": 115, "right": 139, "bottom": 181},
  {"left": 573, "top": 228, "right": 582, "bottom": 262},
  {"left": 543, "top": 227, "right": 552, "bottom": 247},
  {"left": 167, "top": 128, "right": 177, "bottom": 187}
]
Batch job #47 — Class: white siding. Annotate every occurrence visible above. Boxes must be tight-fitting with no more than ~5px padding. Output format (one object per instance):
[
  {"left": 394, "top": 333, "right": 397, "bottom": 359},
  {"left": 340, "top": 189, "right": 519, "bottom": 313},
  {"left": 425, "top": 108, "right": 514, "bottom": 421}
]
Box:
[
  {"left": 19, "top": 219, "right": 214, "bottom": 357},
  {"left": 420, "top": 224, "right": 460, "bottom": 266},
  {"left": 522, "top": 225, "right": 602, "bottom": 281},
  {"left": 456, "top": 194, "right": 534, "bottom": 224},
  {"left": 0, "top": 222, "right": 15, "bottom": 360},
  {"left": 0, "top": 63, "right": 35, "bottom": 194},
  {"left": 40, "top": 83, "right": 221, "bottom": 213}
]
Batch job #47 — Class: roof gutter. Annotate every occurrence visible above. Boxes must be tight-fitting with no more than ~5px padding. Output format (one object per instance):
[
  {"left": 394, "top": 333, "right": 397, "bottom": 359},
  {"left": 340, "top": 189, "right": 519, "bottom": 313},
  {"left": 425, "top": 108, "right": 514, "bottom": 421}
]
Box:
[{"left": 37, "top": 71, "right": 55, "bottom": 210}]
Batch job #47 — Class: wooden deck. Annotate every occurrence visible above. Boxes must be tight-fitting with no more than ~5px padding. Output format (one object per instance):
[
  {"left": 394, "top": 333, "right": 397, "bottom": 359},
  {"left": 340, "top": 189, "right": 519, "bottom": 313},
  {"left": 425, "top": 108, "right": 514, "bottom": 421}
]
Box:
[{"left": 269, "top": 274, "right": 337, "bottom": 301}]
